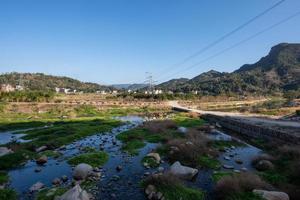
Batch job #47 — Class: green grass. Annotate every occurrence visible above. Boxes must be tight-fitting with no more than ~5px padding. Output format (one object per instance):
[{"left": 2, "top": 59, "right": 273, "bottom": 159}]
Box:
[
  {"left": 122, "top": 140, "right": 145, "bottom": 155},
  {"left": 116, "top": 126, "right": 183, "bottom": 155},
  {"left": 258, "top": 170, "right": 288, "bottom": 185},
  {"left": 212, "top": 171, "right": 233, "bottom": 182},
  {"left": 198, "top": 156, "right": 221, "bottom": 169},
  {"left": 142, "top": 156, "right": 159, "bottom": 168},
  {"left": 0, "top": 189, "right": 17, "bottom": 200},
  {"left": 81, "top": 146, "right": 97, "bottom": 153},
  {"left": 36, "top": 187, "right": 67, "bottom": 200},
  {"left": 0, "top": 150, "right": 35, "bottom": 170},
  {"left": 173, "top": 114, "right": 205, "bottom": 127},
  {"left": 0, "top": 171, "right": 9, "bottom": 184},
  {"left": 0, "top": 121, "right": 50, "bottom": 131},
  {"left": 227, "top": 192, "right": 264, "bottom": 200},
  {"left": 67, "top": 152, "right": 109, "bottom": 167},
  {"left": 213, "top": 140, "right": 245, "bottom": 151},
  {"left": 0, "top": 118, "right": 120, "bottom": 170},
  {"left": 158, "top": 184, "right": 205, "bottom": 200},
  {"left": 21, "top": 118, "right": 121, "bottom": 148}
]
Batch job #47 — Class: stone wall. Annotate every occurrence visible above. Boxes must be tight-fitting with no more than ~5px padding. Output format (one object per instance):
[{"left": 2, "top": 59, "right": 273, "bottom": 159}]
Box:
[{"left": 202, "top": 114, "right": 300, "bottom": 144}]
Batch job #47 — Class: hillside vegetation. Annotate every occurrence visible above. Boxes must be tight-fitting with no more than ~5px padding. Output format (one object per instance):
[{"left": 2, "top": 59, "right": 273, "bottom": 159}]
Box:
[
  {"left": 157, "top": 43, "right": 300, "bottom": 96},
  {"left": 0, "top": 73, "right": 112, "bottom": 92}
]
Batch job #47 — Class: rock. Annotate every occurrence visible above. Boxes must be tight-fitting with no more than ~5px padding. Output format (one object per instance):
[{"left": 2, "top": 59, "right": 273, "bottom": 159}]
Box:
[
  {"left": 241, "top": 167, "right": 248, "bottom": 172},
  {"left": 34, "top": 167, "right": 42, "bottom": 173},
  {"left": 0, "top": 147, "right": 13, "bottom": 157},
  {"left": 116, "top": 165, "right": 122, "bottom": 171},
  {"left": 222, "top": 164, "right": 234, "bottom": 169},
  {"left": 255, "top": 160, "right": 274, "bottom": 171},
  {"left": 169, "top": 161, "right": 198, "bottom": 180},
  {"left": 158, "top": 167, "right": 164, "bottom": 172},
  {"left": 253, "top": 189, "right": 289, "bottom": 200},
  {"left": 73, "top": 163, "right": 93, "bottom": 180},
  {"left": 224, "top": 156, "right": 230, "bottom": 160},
  {"left": 29, "top": 182, "right": 44, "bottom": 192},
  {"left": 52, "top": 178, "right": 61, "bottom": 185},
  {"left": 36, "top": 155, "right": 48, "bottom": 165},
  {"left": 35, "top": 146, "right": 47, "bottom": 153},
  {"left": 147, "top": 153, "right": 161, "bottom": 163},
  {"left": 61, "top": 175, "right": 68, "bottom": 182},
  {"left": 178, "top": 127, "right": 187, "bottom": 133},
  {"left": 145, "top": 185, "right": 156, "bottom": 195},
  {"left": 144, "top": 172, "right": 151, "bottom": 176},
  {"left": 58, "top": 184, "right": 89, "bottom": 200},
  {"left": 59, "top": 145, "right": 67, "bottom": 150},
  {"left": 235, "top": 159, "right": 243, "bottom": 164},
  {"left": 157, "top": 192, "right": 163, "bottom": 199}
]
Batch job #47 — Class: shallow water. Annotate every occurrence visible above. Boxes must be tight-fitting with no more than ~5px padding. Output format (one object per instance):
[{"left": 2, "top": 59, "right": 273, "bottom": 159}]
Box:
[
  {"left": 0, "top": 131, "right": 29, "bottom": 145},
  {"left": 7, "top": 116, "right": 263, "bottom": 200}
]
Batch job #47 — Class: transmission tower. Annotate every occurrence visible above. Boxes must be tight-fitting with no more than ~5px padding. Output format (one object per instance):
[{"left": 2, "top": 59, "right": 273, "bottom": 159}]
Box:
[{"left": 145, "top": 72, "right": 156, "bottom": 93}]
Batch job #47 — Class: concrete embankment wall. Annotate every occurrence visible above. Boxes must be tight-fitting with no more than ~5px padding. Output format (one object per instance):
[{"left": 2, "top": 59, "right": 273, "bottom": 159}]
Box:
[{"left": 202, "top": 114, "right": 300, "bottom": 144}]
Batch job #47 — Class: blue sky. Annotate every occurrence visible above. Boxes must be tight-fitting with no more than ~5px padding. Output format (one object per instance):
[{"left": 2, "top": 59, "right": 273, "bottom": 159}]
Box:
[{"left": 0, "top": 0, "right": 299, "bottom": 85}]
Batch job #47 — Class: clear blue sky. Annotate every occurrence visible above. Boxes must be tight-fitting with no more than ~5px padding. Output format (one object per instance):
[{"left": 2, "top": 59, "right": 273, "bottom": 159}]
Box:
[{"left": 0, "top": 0, "right": 299, "bottom": 85}]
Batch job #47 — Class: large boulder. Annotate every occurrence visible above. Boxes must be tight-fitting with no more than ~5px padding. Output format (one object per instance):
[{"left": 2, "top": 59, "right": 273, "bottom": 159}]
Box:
[
  {"left": 0, "top": 147, "right": 13, "bottom": 157},
  {"left": 253, "top": 189, "right": 289, "bottom": 200},
  {"left": 58, "top": 184, "right": 89, "bottom": 200},
  {"left": 255, "top": 160, "right": 274, "bottom": 171},
  {"left": 169, "top": 161, "right": 198, "bottom": 180},
  {"left": 147, "top": 153, "right": 161, "bottom": 163},
  {"left": 73, "top": 163, "right": 93, "bottom": 180},
  {"left": 36, "top": 155, "right": 48, "bottom": 165}
]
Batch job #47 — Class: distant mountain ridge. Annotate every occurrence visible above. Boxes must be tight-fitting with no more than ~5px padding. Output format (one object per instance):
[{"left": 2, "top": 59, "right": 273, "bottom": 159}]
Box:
[
  {"left": 112, "top": 83, "right": 147, "bottom": 90},
  {"left": 0, "top": 73, "right": 112, "bottom": 92},
  {"left": 157, "top": 43, "right": 300, "bottom": 95}
]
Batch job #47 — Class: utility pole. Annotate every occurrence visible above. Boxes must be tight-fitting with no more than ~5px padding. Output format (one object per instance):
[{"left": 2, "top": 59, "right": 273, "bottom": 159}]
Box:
[{"left": 145, "top": 72, "right": 156, "bottom": 93}]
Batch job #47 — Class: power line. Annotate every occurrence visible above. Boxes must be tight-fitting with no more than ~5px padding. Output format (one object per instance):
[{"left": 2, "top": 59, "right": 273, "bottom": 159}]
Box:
[
  {"left": 157, "top": 10, "right": 300, "bottom": 83},
  {"left": 154, "top": 0, "right": 286, "bottom": 80}
]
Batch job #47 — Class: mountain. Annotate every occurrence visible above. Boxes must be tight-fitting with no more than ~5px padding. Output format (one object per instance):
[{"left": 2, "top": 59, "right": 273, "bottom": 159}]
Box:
[
  {"left": 157, "top": 43, "right": 300, "bottom": 95},
  {"left": 157, "top": 78, "right": 189, "bottom": 92},
  {"left": 0, "top": 72, "right": 112, "bottom": 92},
  {"left": 112, "top": 83, "right": 147, "bottom": 90}
]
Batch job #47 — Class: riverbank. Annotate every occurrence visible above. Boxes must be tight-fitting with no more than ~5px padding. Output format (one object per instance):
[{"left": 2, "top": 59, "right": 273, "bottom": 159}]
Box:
[{"left": 0, "top": 110, "right": 297, "bottom": 200}]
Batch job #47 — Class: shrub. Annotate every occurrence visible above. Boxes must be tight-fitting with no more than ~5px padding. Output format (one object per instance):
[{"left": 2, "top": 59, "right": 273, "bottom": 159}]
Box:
[
  {"left": 214, "top": 173, "right": 271, "bottom": 200},
  {"left": 166, "top": 129, "right": 216, "bottom": 167},
  {"left": 0, "top": 189, "right": 17, "bottom": 200},
  {"left": 143, "top": 120, "right": 177, "bottom": 133},
  {"left": 143, "top": 173, "right": 205, "bottom": 200}
]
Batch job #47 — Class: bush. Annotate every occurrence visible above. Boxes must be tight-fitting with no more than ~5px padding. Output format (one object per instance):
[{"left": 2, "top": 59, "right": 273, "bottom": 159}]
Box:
[
  {"left": 214, "top": 173, "right": 271, "bottom": 200},
  {"left": 0, "top": 189, "right": 17, "bottom": 200},
  {"left": 143, "top": 120, "right": 177, "bottom": 133},
  {"left": 166, "top": 129, "right": 216, "bottom": 167},
  {"left": 143, "top": 173, "right": 205, "bottom": 200}
]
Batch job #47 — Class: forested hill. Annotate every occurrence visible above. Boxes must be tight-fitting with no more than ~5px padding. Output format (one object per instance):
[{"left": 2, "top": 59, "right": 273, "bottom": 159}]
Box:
[
  {"left": 157, "top": 43, "right": 300, "bottom": 95},
  {"left": 0, "top": 73, "right": 112, "bottom": 92}
]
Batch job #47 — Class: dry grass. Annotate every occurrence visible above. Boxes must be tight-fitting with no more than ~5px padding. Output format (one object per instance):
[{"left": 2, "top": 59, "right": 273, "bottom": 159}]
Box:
[
  {"left": 165, "top": 129, "right": 217, "bottom": 167},
  {"left": 144, "top": 172, "right": 182, "bottom": 187},
  {"left": 278, "top": 145, "right": 300, "bottom": 160},
  {"left": 143, "top": 120, "right": 177, "bottom": 133},
  {"left": 214, "top": 172, "right": 272, "bottom": 200},
  {"left": 188, "top": 112, "right": 200, "bottom": 118}
]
